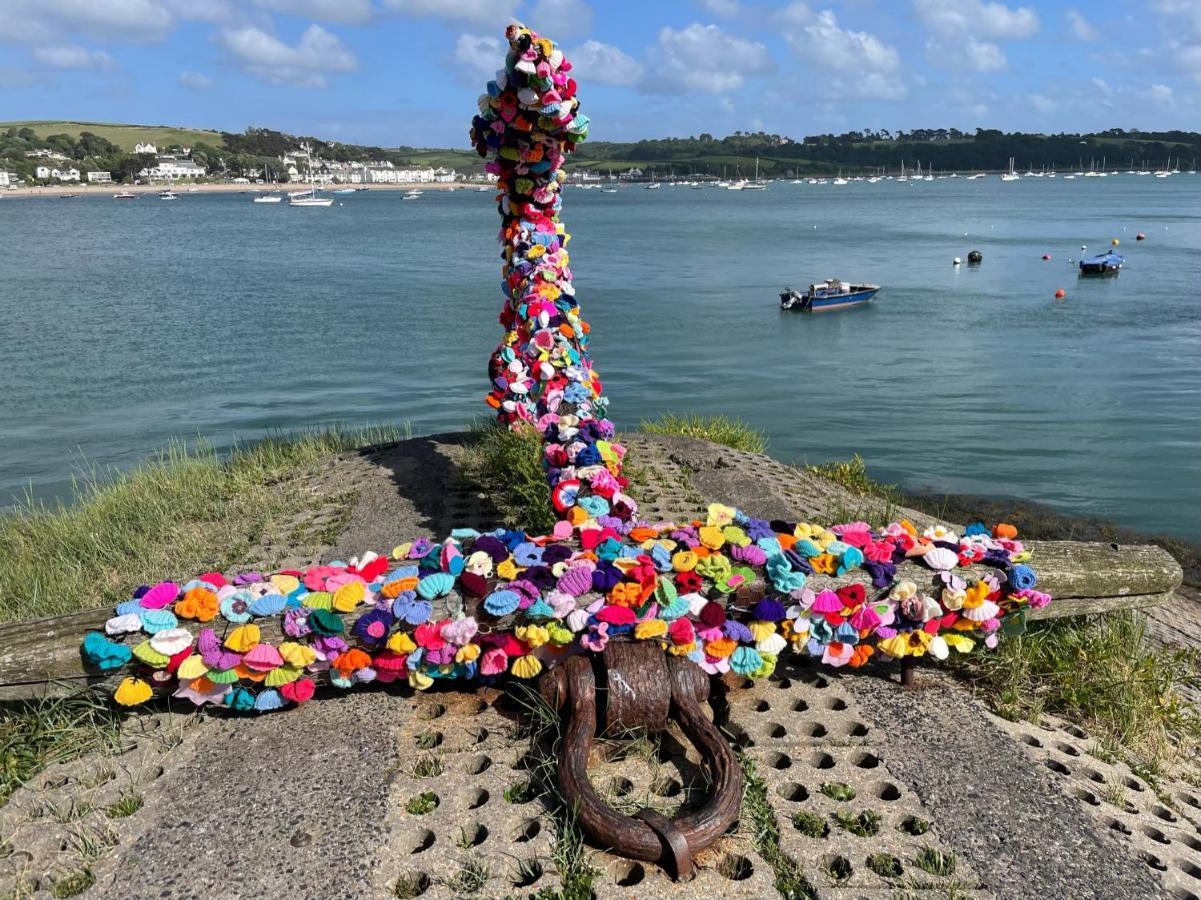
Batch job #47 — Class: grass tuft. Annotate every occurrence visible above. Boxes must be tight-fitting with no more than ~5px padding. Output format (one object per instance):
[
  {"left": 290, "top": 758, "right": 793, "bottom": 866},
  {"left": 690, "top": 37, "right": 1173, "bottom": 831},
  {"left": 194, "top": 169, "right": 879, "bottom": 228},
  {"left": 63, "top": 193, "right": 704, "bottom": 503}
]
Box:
[
  {"left": 105, "top": 790, "right": 143, "bottom": 819},
  {"left": 0, "top": 694, "right": 123, "bottom": 807},
  {"left": 640, "top": 414, "right": 766, "bottom": 454},
  {"left": 0, "top": 426, "right": 402, "bottom": 623},
  {"left": 738, "top": 752, "right": 816, "bottom": 898},
  {"left": 459, "top": 421, "right": 554, "bottom": 535},
  {"left": 959, "top": 611, "right": 1201, "bottom": 778},
  {"left": 51, "top": 867, "right": 95, "bottom": 898},
  {"left": 866, "top": 852, "right": 903, "bottom": 879},
  {"left": 404, "top": 791, "right": 439, "bottom": 815},
  {"left": 832, "top": 808, "right": 882, "bottom": 837},
  {"left": 913, "top": 846, "right": 957, "bottom": 877},
  {"left": 392, "top": 870, "right": 431, "bottom": 899},
  {"left": 818, "top": 781, "right": 856, "bottom": 802}
]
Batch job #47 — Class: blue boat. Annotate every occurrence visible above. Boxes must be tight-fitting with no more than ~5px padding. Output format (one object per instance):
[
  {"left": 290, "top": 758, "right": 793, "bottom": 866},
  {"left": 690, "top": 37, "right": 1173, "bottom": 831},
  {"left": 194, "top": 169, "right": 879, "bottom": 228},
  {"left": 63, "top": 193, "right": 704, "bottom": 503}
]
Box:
[
  {"left": 780, "top": 279, "right": 881, "bottom": 312},
  {"left": 1078, "top": 251, "right": 1124, "bottom": 275}
]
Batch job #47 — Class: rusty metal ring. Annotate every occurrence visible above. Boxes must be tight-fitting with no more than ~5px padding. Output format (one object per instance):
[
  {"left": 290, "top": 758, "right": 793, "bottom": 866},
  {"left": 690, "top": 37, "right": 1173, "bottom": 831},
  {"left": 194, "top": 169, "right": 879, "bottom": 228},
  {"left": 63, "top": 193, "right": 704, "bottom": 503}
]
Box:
[{"left": 540, "top": 644, "right": 743, "bottom": 881}]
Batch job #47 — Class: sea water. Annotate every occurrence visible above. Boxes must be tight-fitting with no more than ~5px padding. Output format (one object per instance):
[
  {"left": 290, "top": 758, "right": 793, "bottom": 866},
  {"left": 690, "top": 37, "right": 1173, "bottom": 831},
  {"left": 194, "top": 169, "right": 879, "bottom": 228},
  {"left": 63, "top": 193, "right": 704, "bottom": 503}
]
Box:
[{"left": 1, "top": 177, "right": 1198, "bottom": 539}]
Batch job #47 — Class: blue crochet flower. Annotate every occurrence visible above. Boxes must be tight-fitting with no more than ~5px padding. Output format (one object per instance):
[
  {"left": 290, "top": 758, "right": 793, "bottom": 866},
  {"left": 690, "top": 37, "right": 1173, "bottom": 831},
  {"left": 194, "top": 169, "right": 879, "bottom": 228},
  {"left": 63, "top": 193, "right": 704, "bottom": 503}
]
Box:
[{"left": 81, "top": 632, "right": 132, "bottom": 671}]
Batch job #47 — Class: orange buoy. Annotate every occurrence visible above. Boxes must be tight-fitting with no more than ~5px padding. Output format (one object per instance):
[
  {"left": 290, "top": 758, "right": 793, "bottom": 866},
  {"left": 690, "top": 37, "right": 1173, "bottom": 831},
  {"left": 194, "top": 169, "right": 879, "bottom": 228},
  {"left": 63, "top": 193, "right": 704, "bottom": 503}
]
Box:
[
  {"left": 1042, "top": 253, "right": 1051, "bottom": 260},
  {"left": 1055, "top": 288, "right": 1066, "bottom": 299},
  {"left": 1136, "top": 232, "right": 1146, "bottom": 240}
]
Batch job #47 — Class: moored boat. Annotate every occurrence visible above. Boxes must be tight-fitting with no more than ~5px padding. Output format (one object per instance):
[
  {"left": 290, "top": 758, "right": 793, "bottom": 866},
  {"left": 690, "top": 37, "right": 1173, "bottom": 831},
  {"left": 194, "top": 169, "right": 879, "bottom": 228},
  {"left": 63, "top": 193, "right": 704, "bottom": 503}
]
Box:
[
  {"left": 112, "top": 191, "right": 137, "bottom": 200},
  {"left": 1078, "top": 251, "right": 1123, "bottom": 275},
  {"left": 780, "top": 279, "right": 881, "bottom": 312}
]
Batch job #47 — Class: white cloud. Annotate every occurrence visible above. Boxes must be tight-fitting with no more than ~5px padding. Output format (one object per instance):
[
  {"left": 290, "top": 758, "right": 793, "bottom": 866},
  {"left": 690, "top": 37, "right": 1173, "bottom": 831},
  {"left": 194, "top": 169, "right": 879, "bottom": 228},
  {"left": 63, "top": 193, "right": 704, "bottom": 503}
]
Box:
[
  {"left": 913, "top": 0, "right": 1038, "bottom": 39},
  {"left": 0, "top": 0, "right": 176, "bottom": 44},
  {"left": 698, "top": 0, "right": 740, "bottom": 16},
  {"left": 165, "top": 0, "right": 237, "bottom": 22},
  {"left": 643, "top": 23, "right": 774, "bottom": 94},
  {"left": 253, "top": 0, "right": 374, "bottom": 24},
  {"left": 32, "top": 43, "right": 114, "bottom": 70},
  {"left": 568, "top": 39, "right": 642, "bottom": 86},
  {"left": 775, "top": 2, "right": 812, "bottom": 27},
  {"left": 217, "top": 23, "right": 357, "bottom": 87},
  {"left": 453, "top": 32, "right": 505, "bottom": 81},
  {"left": 1151, "top": 0, "right": 1201, "bottom": 40},
  {"left": 179, "top": 70, "right": 214, "bottom": 88},
  {"left": 781, "top": 9, "right": 905, "bottom": 98},
  {"left": 1090, "top": 76, "right": 1112, "bottom": 95},
  {"left": 939, "top": 36, "right": 1006, "bottom": 70},
  {"left": 1027, "top": 92, "right": 1056, "bottom": 113},
  {"left": 383, "top": 0, "right": 519, "bottom": 28},
  {"left": 526, "top": 0, "right": 593, "bottom": 41},
  {"left": 1147, "top": 82, "right": 1175, "bottom": 106},
  {"left": 1065, "top": 9, "right": 1097, "bottom": 41}
]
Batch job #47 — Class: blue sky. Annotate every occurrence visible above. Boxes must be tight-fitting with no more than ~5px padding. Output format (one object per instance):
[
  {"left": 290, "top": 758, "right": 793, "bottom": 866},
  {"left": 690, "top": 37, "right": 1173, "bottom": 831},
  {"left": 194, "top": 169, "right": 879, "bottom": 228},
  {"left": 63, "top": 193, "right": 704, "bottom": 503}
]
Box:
[{"left": 1, "top": 0, "right": 1198, "bottom": 147}]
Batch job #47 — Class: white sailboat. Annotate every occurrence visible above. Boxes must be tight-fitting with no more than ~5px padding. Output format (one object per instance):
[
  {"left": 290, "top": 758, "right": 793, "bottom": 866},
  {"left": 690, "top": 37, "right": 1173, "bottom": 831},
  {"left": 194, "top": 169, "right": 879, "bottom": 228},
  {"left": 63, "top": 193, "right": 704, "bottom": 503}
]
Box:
[
  {"left": 1000, "top": 157, "right": 1019, "bottom": 182},
  {"left": 289, "top": 146, "right": 334, "bottom": 207}
]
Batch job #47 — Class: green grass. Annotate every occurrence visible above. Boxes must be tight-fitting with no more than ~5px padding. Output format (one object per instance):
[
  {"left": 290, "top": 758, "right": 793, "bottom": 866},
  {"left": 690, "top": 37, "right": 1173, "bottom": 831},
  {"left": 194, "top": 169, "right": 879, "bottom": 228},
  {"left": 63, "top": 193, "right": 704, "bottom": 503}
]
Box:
[
  {"left": 404, "top": 791, "right": 439, "bottom": 815},
  {"left": 392, "top": 871, "right": 431, "bottom": 899},
  {"left": 459, "top": 421, "right": 555, "bottom": 534},
  {"left": 0, "top": 425, "right": 402, "bottom": 623},
  {"left": 640, "top": 413, "right": 767, "bottom": 454},
  {"left": 804, "top": 453, "right": 896, "bottom": 499},
  {"left": 818, "top": 781, "right": 856, "bottom": 802},
  {"left": 738, "top": 753, "right": 816, "bottom": 898},
  {"left": 866, "top": 852, "right": 903, "bottom": 879},
  {"left": 832, "top": 808, "right": 882, "bottom": 837},
  {"left": 959, "top": 611, "right": 1201, "bottom": 779},
  {"left": 1, "top": 120, "right": 223, "bottom": 152},
  {"left": 105, "top": 790, "right": 143, "bottom": 819},
  {"left": 0, "top": 694, "right": 123, "bottom": 807},
  {"left": 50, "top": 867, "right": 94, "bottom": 898},
  {"left": 913, "top": 846, "right": 957, "bottom": 877}
]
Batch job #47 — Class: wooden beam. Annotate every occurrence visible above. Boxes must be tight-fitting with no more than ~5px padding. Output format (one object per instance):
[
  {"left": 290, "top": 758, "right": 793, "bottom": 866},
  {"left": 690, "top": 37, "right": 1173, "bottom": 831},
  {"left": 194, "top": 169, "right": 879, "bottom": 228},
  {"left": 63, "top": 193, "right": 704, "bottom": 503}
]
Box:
[{"left": 0, "top": 540, "right": 1182, "bottom": 701}]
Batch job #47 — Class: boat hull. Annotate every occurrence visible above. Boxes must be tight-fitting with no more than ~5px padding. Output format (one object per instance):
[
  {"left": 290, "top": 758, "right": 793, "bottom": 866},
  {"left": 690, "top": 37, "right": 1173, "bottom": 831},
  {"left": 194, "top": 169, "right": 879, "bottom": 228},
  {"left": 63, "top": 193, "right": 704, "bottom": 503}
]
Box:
[{"left": 782, "top": 286, "right": 880, "bottom": 312}]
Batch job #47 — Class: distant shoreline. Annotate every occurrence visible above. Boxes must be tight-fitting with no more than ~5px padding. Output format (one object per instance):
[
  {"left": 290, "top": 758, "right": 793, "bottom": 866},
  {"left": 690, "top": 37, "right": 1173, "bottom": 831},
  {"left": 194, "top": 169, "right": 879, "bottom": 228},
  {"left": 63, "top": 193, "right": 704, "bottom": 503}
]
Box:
[{"left": 0, "top": 181, "right": 481, "bottom": 199}]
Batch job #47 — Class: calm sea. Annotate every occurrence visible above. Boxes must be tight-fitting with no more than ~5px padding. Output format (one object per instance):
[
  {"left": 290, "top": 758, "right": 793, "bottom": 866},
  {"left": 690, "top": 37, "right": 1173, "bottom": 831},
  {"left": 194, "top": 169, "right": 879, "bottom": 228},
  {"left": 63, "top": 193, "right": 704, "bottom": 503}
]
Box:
[{"left": 1, "top": 177, "right": 1199, "bottom": 539}]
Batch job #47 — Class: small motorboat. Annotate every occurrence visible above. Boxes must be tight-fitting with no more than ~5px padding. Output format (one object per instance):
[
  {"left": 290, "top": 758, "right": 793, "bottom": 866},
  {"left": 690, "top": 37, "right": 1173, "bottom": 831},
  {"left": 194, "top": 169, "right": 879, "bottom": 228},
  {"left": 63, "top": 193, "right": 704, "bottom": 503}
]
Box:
[
  {"left": 780, "top": 279, "right": 881, "bottom": 312},
  {"left": 159, "top": 190, "right": 179, "bottom": 200},
  {"left": 1078, "top": 251, "right": 1123, "bottom": 275},
  {"left": 253, "top": 194, "right": 282, "bottom": 203},
  {"left": 112, "top": 191, "right": 137, "bottom": 200}
]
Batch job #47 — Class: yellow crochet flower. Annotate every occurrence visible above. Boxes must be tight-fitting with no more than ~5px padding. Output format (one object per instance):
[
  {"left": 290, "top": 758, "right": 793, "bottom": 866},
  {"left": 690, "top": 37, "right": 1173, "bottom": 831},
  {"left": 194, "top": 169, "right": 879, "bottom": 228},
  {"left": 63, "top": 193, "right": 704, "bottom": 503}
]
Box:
[
  {"left": 114, "top": 676, "right": 153, "bottom": 706},
  {"left": 516, "top": 625, "right": 550, "bottom": 648},
  {"left": 387, "top": 632, "right": 417, "bottom": 654},
  {"left": 698, "top": 525, "right": 726, "bottom": 550},
  {"left": 672, "top": 550, "right": 699, "bottom": 572},
  {"left": 333, "top": 580, "right": 366, "bottom": 612},
  {"left": 707, "top": 503, "right": 736, "bottom": 527},
  {"left": 279, "top": 641, "right": 318, "bottom": 668},
  {"left": 512, "top": 655, "right": 543, "bottom": 679},
  {"left": 496, "top": 558, "right": 521, "bottom": 581},
  {"left": 634, "top": 619, "right": 668, "bottom": 640},
  {"left": 224, "top": 624, "right": 260, "bottom": 653}
]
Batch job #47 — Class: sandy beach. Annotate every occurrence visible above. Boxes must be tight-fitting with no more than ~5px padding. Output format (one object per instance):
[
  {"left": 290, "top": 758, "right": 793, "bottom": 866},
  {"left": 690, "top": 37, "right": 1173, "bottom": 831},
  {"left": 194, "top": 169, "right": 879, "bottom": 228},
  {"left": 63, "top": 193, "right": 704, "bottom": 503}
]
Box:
[{"left": 0, "top": 180, "right": 481, "bottom": 199}]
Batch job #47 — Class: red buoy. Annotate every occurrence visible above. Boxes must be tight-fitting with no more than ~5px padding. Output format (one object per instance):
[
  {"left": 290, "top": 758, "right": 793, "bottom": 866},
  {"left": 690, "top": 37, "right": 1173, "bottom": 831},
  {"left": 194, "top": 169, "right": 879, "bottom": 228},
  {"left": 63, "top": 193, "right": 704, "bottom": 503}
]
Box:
[
  {"left": 1042, "top": 253, "right": 1051, "bottom": 260},
  {"left": 1136, "top": 232, "right": 1146, "bottom": 240},
  {"left": 1055, "top": 289, "right": 1066, "bottom": 299}
]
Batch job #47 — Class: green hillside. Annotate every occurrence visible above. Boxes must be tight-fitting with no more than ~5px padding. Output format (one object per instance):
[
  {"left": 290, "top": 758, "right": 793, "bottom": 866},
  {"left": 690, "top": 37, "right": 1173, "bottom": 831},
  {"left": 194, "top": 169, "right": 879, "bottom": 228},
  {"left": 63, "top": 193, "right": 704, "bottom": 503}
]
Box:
[{"left": 0, "top": 120, "right": 223, "bottom": 151}]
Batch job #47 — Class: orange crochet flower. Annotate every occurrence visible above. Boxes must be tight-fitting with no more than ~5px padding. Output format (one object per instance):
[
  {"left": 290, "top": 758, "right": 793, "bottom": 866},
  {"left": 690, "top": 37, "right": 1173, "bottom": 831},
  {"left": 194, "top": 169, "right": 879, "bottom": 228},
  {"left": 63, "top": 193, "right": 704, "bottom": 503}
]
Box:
[
  {"left": 704, "top": 637, "right": 737, "bottom": 659},
  {"left": 332, "top": 648, "right": 372, "bottom": 676},
  {"left": 810, "top": 554, "right": 837, "bottom": 575},
  {"left": 608, "top": 582, "right": 642, "bottom": 608},
  {"left": 381, "top": 576, "right": 420, "bottom": 599},
  {"left": 176, "top": 586, "right": 218, "bottom": 622},
  {"left": 848, "top": 644, "right": 875, "bottom": 668}
]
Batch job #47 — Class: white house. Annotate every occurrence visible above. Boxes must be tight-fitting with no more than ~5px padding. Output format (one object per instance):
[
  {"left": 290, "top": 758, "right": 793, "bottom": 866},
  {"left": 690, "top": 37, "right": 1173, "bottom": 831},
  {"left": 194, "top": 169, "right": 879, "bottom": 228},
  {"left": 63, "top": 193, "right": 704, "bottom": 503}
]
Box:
[
  {"left": 138, "top": 155, "right": 205, "bottom": 180},
  {"left": 134, "top": 142, "right": 157, "bottom": 155},
  {"left": 87, "top": 171, "right": 113, "bottom": 183},
  {"left": 35, "top": 166, "right": 80, "bottom": 181},
  {"left": 0, "top": 171, "right": 15, "bottom": 187}
]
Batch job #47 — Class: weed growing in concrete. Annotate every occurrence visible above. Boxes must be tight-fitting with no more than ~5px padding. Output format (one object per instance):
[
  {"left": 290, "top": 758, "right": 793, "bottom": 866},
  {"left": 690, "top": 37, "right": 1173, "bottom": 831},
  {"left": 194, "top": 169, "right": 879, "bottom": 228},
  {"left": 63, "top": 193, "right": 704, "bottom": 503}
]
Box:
[
  {"left": 899, "top": 816, "right": 931, "bottom": 836},
  {"left": 819, "top": 781, "right": 856, "bottom": 802},
  {"left": 913, "top": 846, "right": 957, "bottom": 877},
  {"left": 392, "top": 871, "right": 431, "bottom": 899},
  {"left": 866, "top": 852, "right": 903, "bottom": 878},
  {"left": 406, "top": 754, "right": 444, "bottom": 778},
  {"left": 51, "top": 867, "right": 95, "bottom": 898},
  {"left": 105, "top": 790, "right": 144, "bottom": 819},
  {"left": 404, "top": 791, "right": 439, "bottom": 815},
  {"left": 441, "top": 858, "right": 489, "bottom": 894},
  {"left": 737, "top": 752, "right": 816, "bottom": 899},
  {"left": 791, "top": 811, "right": 829, "bottom": 839},
  {"left": 832, "top": 808, "right": 883, "bottom": 837}
]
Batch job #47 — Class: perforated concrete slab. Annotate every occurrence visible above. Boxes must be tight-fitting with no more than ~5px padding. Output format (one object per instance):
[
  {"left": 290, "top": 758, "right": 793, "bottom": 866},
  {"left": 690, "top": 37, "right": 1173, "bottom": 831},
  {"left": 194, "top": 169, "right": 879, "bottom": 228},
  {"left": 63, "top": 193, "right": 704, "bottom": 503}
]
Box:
[{"left": 1, "top": 432, "right": 1194, "bottom": 899}]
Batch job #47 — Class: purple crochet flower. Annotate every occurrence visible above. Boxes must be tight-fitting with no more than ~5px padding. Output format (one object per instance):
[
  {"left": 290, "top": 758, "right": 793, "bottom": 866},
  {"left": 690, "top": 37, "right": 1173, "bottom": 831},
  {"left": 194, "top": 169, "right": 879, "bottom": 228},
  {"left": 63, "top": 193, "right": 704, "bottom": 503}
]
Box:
[{"left": 283, "top": 608, "right": 311, "bottom": 638}]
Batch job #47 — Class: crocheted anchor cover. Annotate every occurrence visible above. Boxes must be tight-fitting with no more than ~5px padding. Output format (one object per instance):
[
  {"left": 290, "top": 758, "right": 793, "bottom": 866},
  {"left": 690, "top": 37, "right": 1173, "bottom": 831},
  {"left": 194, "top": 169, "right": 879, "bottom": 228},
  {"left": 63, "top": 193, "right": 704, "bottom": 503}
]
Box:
[{"left": 81, "top": 24, "right": 1051, "bottom": 714}]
